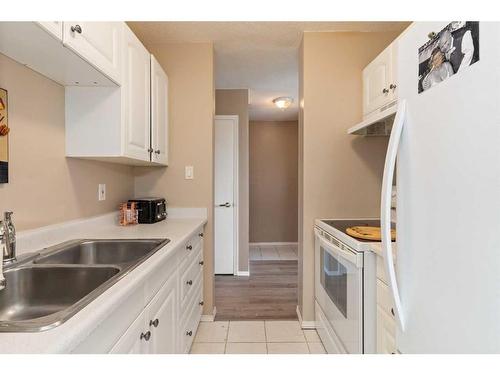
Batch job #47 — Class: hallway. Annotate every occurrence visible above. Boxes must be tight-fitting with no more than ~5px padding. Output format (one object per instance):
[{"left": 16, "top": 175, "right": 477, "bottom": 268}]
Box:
[{"left": 215, "top": 259, "right": 298, "bottom": 320}]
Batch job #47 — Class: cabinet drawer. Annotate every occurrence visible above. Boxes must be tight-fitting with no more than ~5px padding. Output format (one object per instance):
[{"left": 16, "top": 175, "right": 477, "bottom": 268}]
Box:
[
  {"left": 376, "top": 255, "right": 389, "bottom": 285},
  {"left": 179, "top": 234, "right": 203, "bottom": 270},
  {"left": 377, "top": 279, "right": 395, "bottom": 319},
  {"left": 180, "top": 285, "right": 203, "bottom": 353},
  {"left": 180, "top": 251, "right": 203, "bottom": 311}
]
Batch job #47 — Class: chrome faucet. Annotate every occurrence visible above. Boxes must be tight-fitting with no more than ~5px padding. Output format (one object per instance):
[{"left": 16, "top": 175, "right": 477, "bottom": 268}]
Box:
[{"left": 0, "top": 211, "right": 16, "bottom": 264}]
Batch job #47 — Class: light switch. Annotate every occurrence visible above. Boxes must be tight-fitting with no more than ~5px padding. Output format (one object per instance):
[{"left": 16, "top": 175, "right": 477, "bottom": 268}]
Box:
[
  {"left": 98, "top": 184, "right": 106, "bottom": 201},
  {"left": 185, "top": 166, "right": 194, "bottom": 180}
]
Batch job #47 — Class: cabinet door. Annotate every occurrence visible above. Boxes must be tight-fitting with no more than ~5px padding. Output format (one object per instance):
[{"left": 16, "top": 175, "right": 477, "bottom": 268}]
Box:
[
  {"left": 150, "top": 55, "right": 169, "bottom": 165},
  {"left": 362, "top": 44, "right": 394, "bottom": 116},
  {"left": 36, "top": 22, "right": 63, "bottom": 40},
  {"left": 122, "top": 26, "right": 151, "bottom": 162},
  {"left": 148, "top": 273, "right": 178, "bottom": 354},
  {"left": 110, "top": 310, "right": 149, "bottom": 354},
  {"left": 376, "top": 305, "right": 396, "bottom": 354},
  {"left": 63, "top": 22, "right": 122, "bottom": 84}
]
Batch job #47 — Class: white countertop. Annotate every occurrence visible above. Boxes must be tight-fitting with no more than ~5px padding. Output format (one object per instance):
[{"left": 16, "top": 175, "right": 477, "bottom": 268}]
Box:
[
  {"left": 369, "top": 242, "right": 397, "bottom": 258},
  {"left": 0, "top": 209, "right": 207, "bottom": 353}
]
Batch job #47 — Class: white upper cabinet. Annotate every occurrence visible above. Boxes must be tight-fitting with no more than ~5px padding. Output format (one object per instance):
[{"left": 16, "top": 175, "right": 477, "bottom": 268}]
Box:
[
  {"left": 122, "top": 26, "right": 151, "bottom": 162},
  {"left": 362, "top": 42, "right": 398, "bottom": 116},
  {"left": 151, "top": 55, "right": 169, "bottom": 166},
  {"left": 36, "top": 22, "right": 63, "bottom": 40},
  {"left": 63, "top": 22, "right": 122, "bottom": 84},
  {"left": 0, "top": 22, "right": 116, "bottom": 86},
  {"left": 65, "top": 24, "right": 170, "bottom": 166}
]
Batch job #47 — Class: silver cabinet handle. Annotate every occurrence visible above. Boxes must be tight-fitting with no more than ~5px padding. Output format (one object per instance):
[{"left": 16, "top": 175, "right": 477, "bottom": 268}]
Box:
[
  {"left": 154, "top": 150, "right": 161, "bottom": 154},
  {"left": 149, "top": 319, "right": 159, "bottom": 328},
  {"left": 217, "top": 202, "right": 231, "bottom": 208},
  {"left": 198, "top": 232, "right": 204, "bottom": 237},
  {"left": 147, "top": 147, "right": 154, "bottom": 153},
  {"left": 199, "top": 260, "right": 204, "bottom": 266},
  {"left": 186, "top": 330, "right": 193, "bottom": 336},
  {"left": 186, "top": 280, "right": 193, "bottom": 285},
  {"left": 389, "top": 84, "right": 397, "bottom": 91},
  {"left": 382, "top": 88, "right": 389, "bottom": 94},
  {"left": 199, "top": 301, "right": 204, "bottom": 306},
  {"left": 140, "top": 331, "right": 151, "bottom": 341},
  {"left": 186, "top": 245, "right": 192, "bottom": 251},
  {"left": 70, "top": 25, "right": 82, "bottom": 34}
]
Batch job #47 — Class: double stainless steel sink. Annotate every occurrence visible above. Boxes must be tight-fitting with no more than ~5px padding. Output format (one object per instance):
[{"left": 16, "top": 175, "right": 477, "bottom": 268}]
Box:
[{"left": 0, "top": 238, "right": 170, "bottom": 332}]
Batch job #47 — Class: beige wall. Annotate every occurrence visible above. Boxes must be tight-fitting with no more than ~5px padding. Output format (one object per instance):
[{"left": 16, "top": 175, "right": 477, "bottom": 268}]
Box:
[
  {"left": 133, "top": 43, "right": 215, "bottom": 315},
  {"left": 250, "top": 121, "right": 298, "bottom": 243},
  {"left": 298, "top": 31, "right": 401, "bottom": 321},
  {"left": 0, "top": 53, "right": 135, "bottom": 230},
  {"left": 215, "top": 89, "right": 249, "bottom": 272}
]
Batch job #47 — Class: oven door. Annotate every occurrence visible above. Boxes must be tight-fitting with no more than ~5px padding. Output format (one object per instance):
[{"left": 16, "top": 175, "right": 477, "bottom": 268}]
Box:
[{"left": 315, "top": 228, "right": 363, "bottom": 353}]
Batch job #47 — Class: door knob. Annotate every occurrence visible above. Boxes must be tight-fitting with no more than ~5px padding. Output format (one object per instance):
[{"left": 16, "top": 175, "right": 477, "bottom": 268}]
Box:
[
  {"left": 217, "top": 202, "right": 231, "bottom": 208},
  {"left": 149, "top": 318, "right": 159, "bottom": 328},
  {"left": 71, "top": 25, "right": 82, "bottom": 34},
  {"left": 140, "top": 331, "right": 151, "bottom": 341}
]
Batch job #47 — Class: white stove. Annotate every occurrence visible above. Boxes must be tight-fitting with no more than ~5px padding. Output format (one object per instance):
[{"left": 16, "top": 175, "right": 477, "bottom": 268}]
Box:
[{"left": 314, "top": 218, "right": 383, "bottom": 354}]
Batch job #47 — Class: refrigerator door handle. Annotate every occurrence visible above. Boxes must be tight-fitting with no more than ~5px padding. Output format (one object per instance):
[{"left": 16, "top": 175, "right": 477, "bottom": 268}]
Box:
[{"left": 381, "top": 99, "right": 406, "bottom": 331}]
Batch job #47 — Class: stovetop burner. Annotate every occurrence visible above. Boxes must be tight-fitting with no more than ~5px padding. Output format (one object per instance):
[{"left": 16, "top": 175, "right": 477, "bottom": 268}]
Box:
[{"left": 320, "top": 219, "right": 394, "bottom": 243}]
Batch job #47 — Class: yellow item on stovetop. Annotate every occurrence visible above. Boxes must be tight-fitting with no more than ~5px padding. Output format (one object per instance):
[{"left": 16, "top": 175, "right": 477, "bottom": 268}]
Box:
[{"left": 346, "top": 226, "right": 396, "bottom": 241}]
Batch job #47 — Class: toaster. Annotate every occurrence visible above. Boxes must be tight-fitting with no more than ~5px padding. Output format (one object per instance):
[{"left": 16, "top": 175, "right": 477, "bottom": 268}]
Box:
[{"left": 128, "top": 198, "right": 167, "bottom": 224}]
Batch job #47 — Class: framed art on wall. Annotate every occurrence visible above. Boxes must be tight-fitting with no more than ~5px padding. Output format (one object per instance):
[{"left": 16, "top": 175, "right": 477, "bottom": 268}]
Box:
[{"left": 0, "top": 88, "right": 9, "bottom": 183}]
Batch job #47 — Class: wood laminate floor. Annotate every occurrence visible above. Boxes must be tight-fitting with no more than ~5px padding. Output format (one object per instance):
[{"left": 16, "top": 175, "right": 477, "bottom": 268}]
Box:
[{"left": 215, "top": 260, "right": 298, "bottom": 321}]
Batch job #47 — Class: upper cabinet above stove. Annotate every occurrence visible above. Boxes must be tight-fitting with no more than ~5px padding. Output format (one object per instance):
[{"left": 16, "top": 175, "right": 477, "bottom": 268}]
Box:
[
  {"left": 362, "top": 42, "right": 398, "bottom": 117},
  {"left": 348, "top": 40, "right": 399, "bottom": 136}
]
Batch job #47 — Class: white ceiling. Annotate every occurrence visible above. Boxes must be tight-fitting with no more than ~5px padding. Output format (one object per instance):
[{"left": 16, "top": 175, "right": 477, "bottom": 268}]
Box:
[{"left": 129, "top": 22, "right": 409, "bottom": 121}]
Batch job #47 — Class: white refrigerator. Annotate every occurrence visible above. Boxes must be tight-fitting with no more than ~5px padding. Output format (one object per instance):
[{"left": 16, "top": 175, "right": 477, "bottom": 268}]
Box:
[{"left": 381, "top": 22, "right": 500, "bottom": 353}]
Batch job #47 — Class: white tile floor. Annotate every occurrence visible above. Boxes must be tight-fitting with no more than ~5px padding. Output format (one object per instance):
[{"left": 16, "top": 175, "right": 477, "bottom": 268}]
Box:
[
  {"left": 249, "top": 244, "right": 298, "bottom": 261},
  {"left": 190, "top": 320, "right": 326, "bottom": 354}
]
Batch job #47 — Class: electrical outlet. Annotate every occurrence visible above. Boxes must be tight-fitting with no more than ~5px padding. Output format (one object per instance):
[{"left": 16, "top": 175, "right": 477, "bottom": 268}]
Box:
[
  {"left": 185, "top": 166, "right": 194, "bottom": 180},
  {"left": 98, "top": 184, "right": 106, "bottom": 201}
]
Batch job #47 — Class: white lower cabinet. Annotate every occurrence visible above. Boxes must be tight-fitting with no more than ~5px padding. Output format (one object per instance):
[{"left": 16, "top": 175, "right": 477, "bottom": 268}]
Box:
[
  {"left": 110, "top": 310, "right": 149, "bottom": 354},
  {"left": 375, "top": 256, "right": 397, "bottom": 354},
  {"left": 148, "top": 273, "right": 178, "bottom": 353},
  {"left": 109, "top": 230, "right": 204, "bottom": 354}
]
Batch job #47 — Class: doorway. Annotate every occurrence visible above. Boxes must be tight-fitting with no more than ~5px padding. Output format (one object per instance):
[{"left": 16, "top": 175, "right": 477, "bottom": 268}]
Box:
[{"left": 214, "top": 115, "right": 239, "bottom": 275}]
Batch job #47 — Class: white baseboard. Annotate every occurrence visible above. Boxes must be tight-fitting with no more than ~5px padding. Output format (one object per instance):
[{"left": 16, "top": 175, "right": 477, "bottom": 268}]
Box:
[
  {"left": 236, "top": 270, "right": 250, "bottom": 276},
  {"left": 250, "top": 242, "right": 298, "bottom": 247},
  {"left": 296, "top": 305, "right": 316, "bottom": 329},
  {"left": 201, "top": 306, "right": 217, "bottom": 322}
]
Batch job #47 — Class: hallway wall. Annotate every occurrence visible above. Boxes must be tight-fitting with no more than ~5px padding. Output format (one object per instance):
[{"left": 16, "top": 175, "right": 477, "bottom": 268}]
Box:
[{"left": 250, "top": 120, "right": 298, "bottom": 243}]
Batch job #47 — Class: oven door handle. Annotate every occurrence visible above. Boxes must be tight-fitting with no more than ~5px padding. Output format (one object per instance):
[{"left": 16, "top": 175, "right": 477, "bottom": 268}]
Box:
[{"left": 315, "top": 228, "right": 363, "bottom": 268}]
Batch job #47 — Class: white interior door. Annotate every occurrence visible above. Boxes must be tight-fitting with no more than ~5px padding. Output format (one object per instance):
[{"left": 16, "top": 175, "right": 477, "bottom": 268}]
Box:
[{"left": 214, "top": 116, "right": 238, "bottom": 275}]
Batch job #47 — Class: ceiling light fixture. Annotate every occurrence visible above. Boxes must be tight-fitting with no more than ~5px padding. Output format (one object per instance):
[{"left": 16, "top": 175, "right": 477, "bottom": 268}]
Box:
[{"left": 273, "top": 96, "right": 293, "bottom": 110}]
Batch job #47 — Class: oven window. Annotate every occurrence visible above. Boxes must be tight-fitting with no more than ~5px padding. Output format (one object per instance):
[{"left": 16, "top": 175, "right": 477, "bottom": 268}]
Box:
[{"left": 320, "top": 247, "right": 347, "bottom": 318}]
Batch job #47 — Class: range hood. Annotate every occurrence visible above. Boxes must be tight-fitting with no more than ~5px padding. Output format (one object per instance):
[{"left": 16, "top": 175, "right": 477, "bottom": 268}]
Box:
[{"left": 348, "top": 100, "right": 397, "bottom": 136}]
